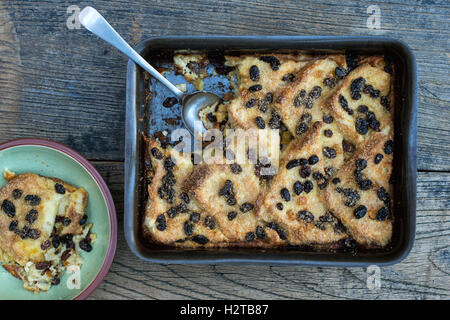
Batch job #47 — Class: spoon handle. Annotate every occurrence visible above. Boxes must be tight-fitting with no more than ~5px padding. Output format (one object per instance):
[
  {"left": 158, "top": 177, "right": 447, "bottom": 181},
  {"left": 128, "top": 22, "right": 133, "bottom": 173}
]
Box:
[{"left": 79, "top": 6, "right": 183, "bottom": 99}]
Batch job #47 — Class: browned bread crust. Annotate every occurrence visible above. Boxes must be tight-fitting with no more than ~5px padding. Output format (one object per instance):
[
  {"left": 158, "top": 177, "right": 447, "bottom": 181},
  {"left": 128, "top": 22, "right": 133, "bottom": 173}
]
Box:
[{"left": 144, "top": 51, "right": 395, "bottom": 249}]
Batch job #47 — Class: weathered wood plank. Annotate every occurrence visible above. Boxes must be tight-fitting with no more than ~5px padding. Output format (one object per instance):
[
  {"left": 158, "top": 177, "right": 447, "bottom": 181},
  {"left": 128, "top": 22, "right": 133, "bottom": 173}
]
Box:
[
  {"left": 88, "top": 162, "right": 449, "bottom": 300},
  {"left": 0, "top": 0, "right": 447, "bottom": 170}
]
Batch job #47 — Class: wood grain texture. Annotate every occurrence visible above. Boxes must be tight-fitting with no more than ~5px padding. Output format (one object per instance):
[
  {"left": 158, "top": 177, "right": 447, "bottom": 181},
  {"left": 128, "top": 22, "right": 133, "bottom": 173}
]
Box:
[
  {"left": 88, "top": 163, "right": 449, "bottom": 300},
  {"left": 0, "top": 0, "right": 447, "bottom": 169},
  {"left": 0, "top": 0, "right": 448, "bottom": 300}
]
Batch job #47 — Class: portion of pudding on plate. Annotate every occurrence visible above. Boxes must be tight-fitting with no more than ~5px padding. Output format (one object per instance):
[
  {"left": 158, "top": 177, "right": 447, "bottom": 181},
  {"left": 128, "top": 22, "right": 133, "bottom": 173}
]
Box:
[{"left": 0, "top": 171, "right": 95, "bottom": 293}]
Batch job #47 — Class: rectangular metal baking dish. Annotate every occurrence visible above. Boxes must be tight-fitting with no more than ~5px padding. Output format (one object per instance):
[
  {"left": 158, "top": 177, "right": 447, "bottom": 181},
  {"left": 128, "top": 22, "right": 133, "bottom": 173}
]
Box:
[{"left": 124, "top": 36, "right": 417, "bottom": 266}]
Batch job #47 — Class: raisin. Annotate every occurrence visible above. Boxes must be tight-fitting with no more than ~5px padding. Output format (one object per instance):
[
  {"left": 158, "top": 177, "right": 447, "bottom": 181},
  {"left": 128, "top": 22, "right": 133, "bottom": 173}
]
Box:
[
  {"left": 249, "top": 65, "right": 260, "bottom": 81},
  {"left": 353, "top": 205, "right": 367, "bottom": 219},
  {"left": 266, "top": 92, "right": 273, "bottom": 103},
  {"left": 246, "top": 232, "right": 256, "bottom": 242},
  {"left": 25, "top": 209, "right": 38, "bottom": 224},
  {"left": 355, "top": 158, "right": 367, "bottom": 170},
  {"left": 313, "top": 172, "right": 324, "bottom": 180},
  {"left": 325, "top": 167, "right": 336, "bottom": 177},
  {"left": 61, "top": 250, "right": 72, "bottom": 262},
  {"left": 268, "top": 116, "right": 281, "bottom": 129},
  {"left": 367, "top": 114, "right": 380, "bottom": 132},
  {"left": 304, "top": 97, "right": 313, "bottom": 109},
  {"left": 12, "top": 189, "right": 22, "bottom": 199},
  {"left": 219, "top": 180, "right": 234, "bottom": 198},
  {"left": 79, "top": 239, "right": 93, "bottom": 252},
  {"left": 354, "top": 169, "right": 363, "bottom": 183},
  {"left": 280, "top": 188, "right": 291, "bottom": 202},
  {"left": 9, "top": 220, "right": 18, "bottom": 232},
  {"left": 192, "top": 235, "right": 209, "bottom": 245},
  {"left": 323, "top": 114, "right": 334, "bottom": 124},
  {"left": 204, "top": 216, "right": 216, "bottom": 229},
  {"left": 249, "top": 84, "right": 262, "bottom": 92},
  {"left": 229, "top": 163, "right": 242, "bottom": 174},
  {"left": 300, "top": 165, "right": 312, "bottom": 178},
  {"left": 376, "top": 207, "right": 391, "bottom": 221},
  {"left": 156, "top": 214, "right": 166, "bottom": 231},
  {"left": 2, "top": 200, "right": 15, "bottom": 217},
  {"left": 346, "top": 51, "right": 359, "bottom": 71},
  {"left": 332, "top": 178, "right": 341, "bottom": 184},
  {"left": 296, "top": 122, "right": 308, "bottom": 135},
  {"left": 323, "top": 77, "right": 336, "bottom": 88},
  {"left": 35, "top": 261, "right": 52, "bottom": 270},
  {"left": 343, "top": 188, "right": 360, "bottom": 207},
  {"left": 351, "top": 77, "right": 366, "bottom": 93},
  {"left": 258, "top": 100, "right": 269, "bottom": 113},
  {"left": 227, "top": 197, "right": 237, "bottom": 206},
  {"left": 52, "top": 236, "right": 61, "bottom": 249},
  {"left": 20, "top": 196, "right": 38, "bottom": 212},
  {"left": 339, "top": 95, "right": 353, "bottom": 115},
  {"left": 162, "top": 97, "right": 178, "bottom": 108},
  {"left": 207, "top": 113, "right": 217, "bottom": 123},
  {"left": 61, "top": 217, "right": 72, "bottom": 226},
  {"left": 282, "top": 73, "right": 295, "bottom": 82},
  {"left": 246, "top": 98, "right": 256, "bottom": 108},
  {"left": 27, "top": 228, "right": 41, "bottom": 240},
  {"left": 179, "top": 192, "right": 190, "bottom": 204},
  {"left": 164, "top": 157, "right": 176, "bottom": 171},
  {"left": 189, "top": 212, "right": 200, "bottom": 223},
  {"left": 256, "top": 226, "right": 266, "bottom": 239},
  {"left": 259, "top": 55, "right": 280, "bottom": 70},
  {"left": 355, "top": 118, "right": 369, "bottom": 135},
  {"left": 41, "top": 240, "right": 51, "bottom": 250},
  {"left": 51, "top": 276, "right": 61, "bottom": 286},
  {"left": 342, "top": 140, "right": 356, "bottom": 153},
  {"left": 377, "top": 187, "right": 391, "bottom": 204},
  {"left": 301, "top": 113, "right": 312, "bottom": 123},
  {"left": 267, "top": 222, "right": 287, "bottom": 240},
  {"left": 324, "top": 129, "right": 333, "bottom": 137},
  {"left": 357, "top": 105, "right": 368, "bottom": 113},
  {"left": 318, "top": 180, "right": 329, "bottom": 190},
  {"left": 276, "top": 202, "right": 284, "bottom": 210},
  {"left": 167, "top": 206, "right": 180, "bottom": 219},
  {"left": 342, "top": 237, "right": 359, "bottom": 253},
  {"left": 227, "top": 211, "right": 237, "bottom": 221},
  {"left": 54, "top": 183, "right": 66, "bottom": 195},
  {"left": 352, "top": 91, "right": 361, "bottom": 100},
  {"left": 255, "top": 116, "right": 266, "bottom": 129},
  {"left": 380, "top": 96, "right": 390, "bottom": 109},
  {"left": 293, "top": 181, "right": 303, "bottom": 195},
  {"left": 299, "top": 158, "right": 309, "bottom": 166},
  {"left": 323, "top": 147, "right": 337, "bottom": 159},
  {"left": 303, "top": 180, "right": 313, "bottom": 193},
  {"left": 309, "top": 86, "right": 322, "bottom": 99},
  {"left": 308, "top": 155, "right": 319, "bottom": 165},
  {"left": 384, "top": 140, "right": 393, "bottom": 155},
  {"left": 79, "top": 214, "right": 88, "bottom": 225},
  {"left": 298, "top": 211, "right": 314, "bottom": 223},
  {"left": 286, "top": 159, "right": 300, "bottom": 169},
  {"left": 359, "top": 179, "right": 372, "bottom": 190},
  {"left": 240, "top": 203, "right": 254, "bottom": 213},
  {"left": 374, "top": 153, "right": 384, "bottom": 164},
  {"left": 184, "top": 221, "right": 194, "bottom": 236},
  {"left": 335, "top": 67, "right": 347, "bottom": 79}
]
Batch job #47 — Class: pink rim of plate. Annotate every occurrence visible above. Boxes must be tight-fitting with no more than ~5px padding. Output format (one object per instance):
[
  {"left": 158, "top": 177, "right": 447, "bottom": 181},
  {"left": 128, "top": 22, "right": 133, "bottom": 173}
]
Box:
[{"left": 0, "top": 138, "right": 117, "bottom": 300}]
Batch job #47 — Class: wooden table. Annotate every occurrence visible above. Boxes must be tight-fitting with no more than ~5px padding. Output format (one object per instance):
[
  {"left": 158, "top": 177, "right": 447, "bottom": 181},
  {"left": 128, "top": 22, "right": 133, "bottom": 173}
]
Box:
[{"left": 0, "top": 0, "right": 448, "bottom": 299}]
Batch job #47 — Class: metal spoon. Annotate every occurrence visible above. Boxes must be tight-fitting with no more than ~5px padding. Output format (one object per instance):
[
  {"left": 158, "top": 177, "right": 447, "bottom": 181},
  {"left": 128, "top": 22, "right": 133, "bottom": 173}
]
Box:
[{"left": 79, "top": 6, "right": 220, "bottom": 134}]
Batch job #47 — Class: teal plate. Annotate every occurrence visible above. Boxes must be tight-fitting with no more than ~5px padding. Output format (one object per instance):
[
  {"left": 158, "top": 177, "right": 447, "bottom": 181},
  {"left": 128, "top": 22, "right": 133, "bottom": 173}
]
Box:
[{"left": 0, "top": 139, "right": 117, "bottom": 300}]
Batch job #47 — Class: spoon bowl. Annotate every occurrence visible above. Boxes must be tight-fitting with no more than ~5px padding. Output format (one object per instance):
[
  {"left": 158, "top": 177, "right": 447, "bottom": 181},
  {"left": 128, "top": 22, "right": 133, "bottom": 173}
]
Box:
[{"left": 79, "top": 6, "right": 220, "bottom": 134}]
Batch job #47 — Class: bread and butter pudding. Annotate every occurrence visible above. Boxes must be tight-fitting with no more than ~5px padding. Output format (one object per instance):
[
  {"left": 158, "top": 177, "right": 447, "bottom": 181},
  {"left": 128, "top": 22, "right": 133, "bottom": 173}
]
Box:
[
  {"left": 0, "top": 171, "right": 95, "bottom": 293},
  {"left": 143, "top": 51, "right": 395, "bottom": 251}
]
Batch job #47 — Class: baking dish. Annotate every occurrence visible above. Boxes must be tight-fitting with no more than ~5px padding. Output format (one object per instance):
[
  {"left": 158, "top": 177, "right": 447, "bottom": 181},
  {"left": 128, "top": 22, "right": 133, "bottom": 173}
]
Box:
[{"left": 124, "top": 36, "right": 417, "bottom": 266}]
